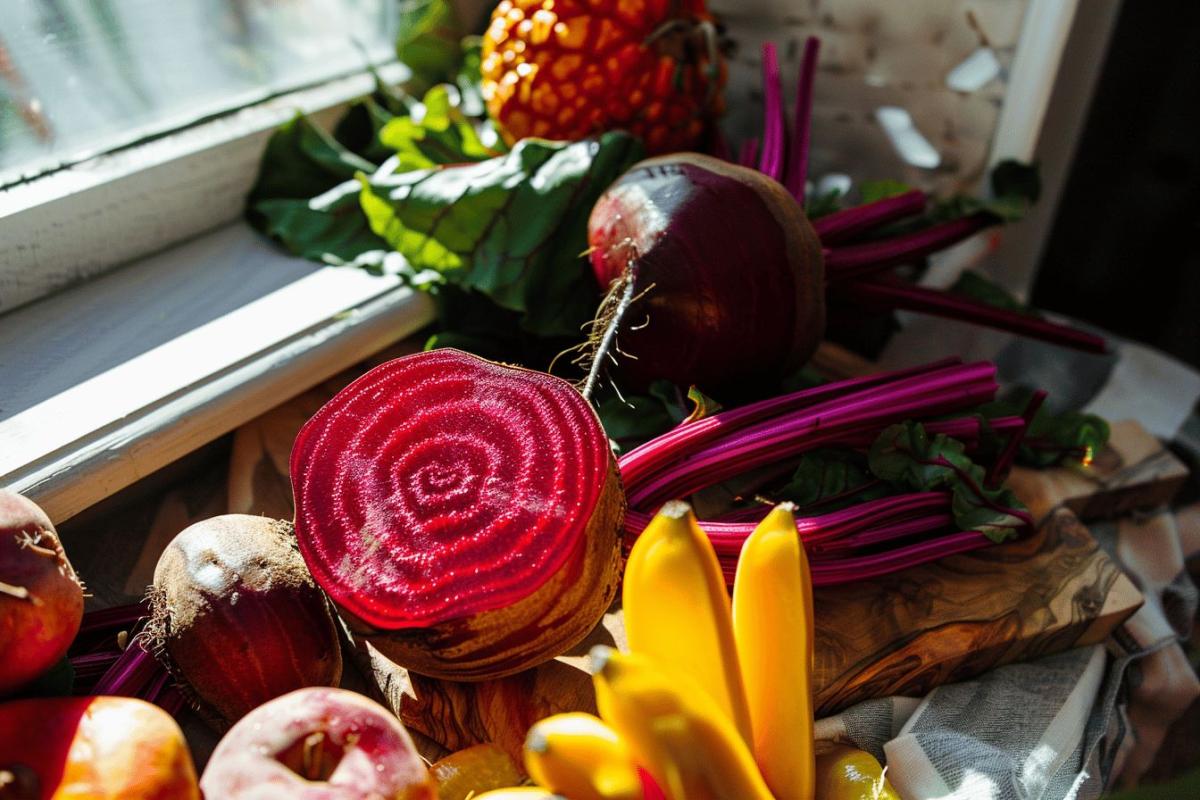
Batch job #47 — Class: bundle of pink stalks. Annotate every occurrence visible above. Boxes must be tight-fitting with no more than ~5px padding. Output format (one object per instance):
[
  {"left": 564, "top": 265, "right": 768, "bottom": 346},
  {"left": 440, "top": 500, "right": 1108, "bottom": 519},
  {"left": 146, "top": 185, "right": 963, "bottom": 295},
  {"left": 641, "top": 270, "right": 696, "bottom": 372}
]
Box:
[
  {"left": 719, "top": 38, "right": 1107, "bottom": 354},
  {"left": 618, "top": 358, "right": 1041, "bottom": 586},
  {"left": 68, "top": 601, "right": 184, "bottom": 716}
]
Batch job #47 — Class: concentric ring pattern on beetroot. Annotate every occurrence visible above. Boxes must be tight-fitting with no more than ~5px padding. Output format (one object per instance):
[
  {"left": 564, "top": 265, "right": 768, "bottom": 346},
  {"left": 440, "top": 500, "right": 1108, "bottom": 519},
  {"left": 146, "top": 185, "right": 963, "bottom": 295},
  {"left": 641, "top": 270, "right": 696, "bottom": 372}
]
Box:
[{"left": 290, "top": 349, "right": 611, "bottom": 631}]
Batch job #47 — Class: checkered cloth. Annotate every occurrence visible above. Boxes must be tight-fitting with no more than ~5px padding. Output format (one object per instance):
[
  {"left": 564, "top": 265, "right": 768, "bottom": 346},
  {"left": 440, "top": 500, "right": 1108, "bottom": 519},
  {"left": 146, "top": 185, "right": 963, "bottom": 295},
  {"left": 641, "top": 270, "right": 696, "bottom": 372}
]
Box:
[{"left": 813, "top": 320, "right": 1200, "bottom": 799}]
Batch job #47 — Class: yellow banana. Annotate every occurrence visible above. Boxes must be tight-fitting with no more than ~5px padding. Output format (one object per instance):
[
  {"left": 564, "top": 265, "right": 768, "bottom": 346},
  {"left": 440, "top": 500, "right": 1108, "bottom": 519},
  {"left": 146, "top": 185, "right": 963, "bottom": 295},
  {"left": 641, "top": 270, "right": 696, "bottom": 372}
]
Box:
[
  {"left": 732, "top": 503, "right": 815, "bottom": 799},
  {"left": 814, "top": 745, "right": 900, "bottom": 800},
  {"left": 591, "top": 646, "right": 773, "bottom": 800},
  {"left": 622, "top": 500, "right": 752, "bottom": 743},
  {"left": 523, "top": 713, "right": 642, "bottom": 800},
  {"left": 470, "top": 789, "right": 566, "bottom": 799}
]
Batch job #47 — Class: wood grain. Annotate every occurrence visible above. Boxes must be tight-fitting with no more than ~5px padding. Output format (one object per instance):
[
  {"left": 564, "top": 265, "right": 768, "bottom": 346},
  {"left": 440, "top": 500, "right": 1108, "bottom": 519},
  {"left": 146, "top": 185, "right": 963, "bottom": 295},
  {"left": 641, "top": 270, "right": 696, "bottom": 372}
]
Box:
[
  {"left": 359, "top": 509, "right": 1141, "bottom": 756},
  {"left": 221, "top": 344, "right": 1150, "bottom": 751},
  {"left": 356, "top": 611, "right": 625, "bottom": 764},
  {"left": 810, "top": 507, "right": 1140, "bottom": 714},
  {"left": 1007, "top": 419, "right": 1189, "bottom": 524}
]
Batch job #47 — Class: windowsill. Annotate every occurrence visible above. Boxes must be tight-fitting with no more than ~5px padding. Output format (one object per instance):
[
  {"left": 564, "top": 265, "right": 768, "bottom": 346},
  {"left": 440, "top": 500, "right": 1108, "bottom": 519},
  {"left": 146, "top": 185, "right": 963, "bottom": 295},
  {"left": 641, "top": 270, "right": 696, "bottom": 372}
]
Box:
[
  {"left": 0, "top": 222, "right": 434, "bottom": 523},
  {"left": 0, "top": 61, "right": 408, "bottom": 315}
]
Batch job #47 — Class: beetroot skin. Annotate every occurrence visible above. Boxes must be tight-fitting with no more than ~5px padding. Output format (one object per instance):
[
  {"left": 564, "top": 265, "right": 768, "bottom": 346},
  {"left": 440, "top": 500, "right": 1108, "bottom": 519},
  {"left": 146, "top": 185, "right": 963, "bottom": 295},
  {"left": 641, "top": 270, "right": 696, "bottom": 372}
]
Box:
[
  {"left": 150, "top": 515, "right": 342, "bottom": 723},
  {"left": 588, "top": 153, "right": 825, "bottom": 392},
  {"left": 0, "top": 490, "right": 83, "bottom": 695}
]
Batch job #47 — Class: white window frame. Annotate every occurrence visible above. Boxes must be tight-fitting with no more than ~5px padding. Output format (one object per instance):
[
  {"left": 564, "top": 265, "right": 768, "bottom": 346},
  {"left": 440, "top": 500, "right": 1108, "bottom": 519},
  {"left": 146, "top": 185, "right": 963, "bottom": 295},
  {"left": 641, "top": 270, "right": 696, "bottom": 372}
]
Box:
[
  {"left": 0, "top": 0, "right": 1115, "bottom": 525},
  {"left": 0, "top": 59, "right": 436, "bottom": 523},
  {"left": 0, "top": 61, "right": 413, "bottom": 313}
]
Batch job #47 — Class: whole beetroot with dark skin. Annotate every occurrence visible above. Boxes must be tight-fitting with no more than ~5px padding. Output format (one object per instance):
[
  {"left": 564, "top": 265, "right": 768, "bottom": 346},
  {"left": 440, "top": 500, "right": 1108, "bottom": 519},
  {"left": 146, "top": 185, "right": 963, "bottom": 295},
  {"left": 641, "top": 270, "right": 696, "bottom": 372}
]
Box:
[
  {"left": 588, "top": 153, "right": 825, "bottom": 393},
  {"left": 0, "top": 490, "right": 83, "bottom": 695},
  {"left": 151, "top": 514, "right": 342, "bottom": 724}
]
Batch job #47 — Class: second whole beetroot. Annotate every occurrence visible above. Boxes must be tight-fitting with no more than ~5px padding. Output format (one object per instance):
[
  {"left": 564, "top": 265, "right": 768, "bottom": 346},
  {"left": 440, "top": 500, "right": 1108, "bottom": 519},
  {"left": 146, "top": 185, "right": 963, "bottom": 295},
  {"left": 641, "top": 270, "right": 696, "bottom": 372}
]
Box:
[{"left": 149, "top": 514, "right": 342, "bottom": 724}]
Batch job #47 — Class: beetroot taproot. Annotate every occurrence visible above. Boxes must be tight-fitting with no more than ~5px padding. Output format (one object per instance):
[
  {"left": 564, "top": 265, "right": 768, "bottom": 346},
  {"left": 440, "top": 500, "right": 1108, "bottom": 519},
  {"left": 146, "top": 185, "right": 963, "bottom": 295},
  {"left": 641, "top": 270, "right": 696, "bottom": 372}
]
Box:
[
  {"left": 0, "top": 490, "right": 83, "bottom": 696},
  {"left": 150, "top": 514, "right": 342, "bottom": 723},
  {"left": 587, "top": 153, "right": 825, "bottom": 392},
  {"left": 291, "top": 348, "right": 624, "bottom": 680}
]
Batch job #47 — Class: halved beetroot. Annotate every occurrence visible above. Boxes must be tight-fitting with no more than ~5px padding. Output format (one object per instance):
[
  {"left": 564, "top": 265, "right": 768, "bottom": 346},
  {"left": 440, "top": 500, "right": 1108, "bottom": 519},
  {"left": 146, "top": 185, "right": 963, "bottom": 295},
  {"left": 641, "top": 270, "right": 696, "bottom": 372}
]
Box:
[{"left": 291, "top": 349, "right": 624, "bottom": 680}]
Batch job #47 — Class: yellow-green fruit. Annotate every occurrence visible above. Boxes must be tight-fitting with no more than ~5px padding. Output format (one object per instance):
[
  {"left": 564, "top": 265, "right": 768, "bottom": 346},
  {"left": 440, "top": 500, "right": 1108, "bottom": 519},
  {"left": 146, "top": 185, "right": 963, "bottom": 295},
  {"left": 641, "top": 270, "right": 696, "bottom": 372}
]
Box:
[
  {"left": 814, "top": 745, "right": 901, "bottom": 800},
  {"left": 471, "top": 789, "right": 566, "bottom": 799},
  {"left": 430, "top": 744, "right": 524, "bottom": 800},
  {"left": 591, "top": 646, "right": 772, "bottom": 800},
  {"left": 732, "top": 503, "right": 815, "bottom": 799},
  {"left": 524, "top": 713, "right": 642, "bottom": 800},
  {"left": 622, "top": 501, "right": 752, "bottom": 742}
]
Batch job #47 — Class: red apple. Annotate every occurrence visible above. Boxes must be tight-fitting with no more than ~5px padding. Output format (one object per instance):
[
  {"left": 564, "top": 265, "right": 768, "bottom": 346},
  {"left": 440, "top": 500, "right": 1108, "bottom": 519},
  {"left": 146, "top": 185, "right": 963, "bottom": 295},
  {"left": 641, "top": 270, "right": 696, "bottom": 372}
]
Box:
[
  {"left": 0, "top": 490, "right": 83, "bottom": 695},
  {"left": 0, "top": 695, "right": 200, "bottom": 799},
  {"left": 201, "top": 687, "right": 436, "bottom": 799}
]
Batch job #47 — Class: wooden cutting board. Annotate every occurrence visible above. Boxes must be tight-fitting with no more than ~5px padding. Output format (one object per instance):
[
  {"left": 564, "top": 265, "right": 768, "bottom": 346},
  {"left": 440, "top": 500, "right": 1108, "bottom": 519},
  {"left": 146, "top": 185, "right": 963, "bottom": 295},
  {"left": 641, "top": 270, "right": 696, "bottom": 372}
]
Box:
[
  {"left": 810, "top": 507, "right": 1139, "bottom": 713},
  {"left": 1007, "top": 419, "right": 1189, "bottom": 525},
  {"left": 355, "top": 506, "right": 1142, "bottom": 761},
  {"left": 225, "top": 371, "right": 1174, "bottom": 760},
  {"left": 63, "top": 340, "right": 1178, "bottom": 768}
]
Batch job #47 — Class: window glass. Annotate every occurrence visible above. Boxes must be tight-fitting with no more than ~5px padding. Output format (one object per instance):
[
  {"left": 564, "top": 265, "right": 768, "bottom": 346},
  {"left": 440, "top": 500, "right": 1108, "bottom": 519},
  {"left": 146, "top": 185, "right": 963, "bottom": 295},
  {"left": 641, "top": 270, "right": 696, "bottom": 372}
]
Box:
[{"left": 0, "top": 0, "right": 398, "bottom": 183}]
